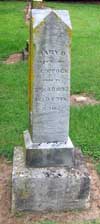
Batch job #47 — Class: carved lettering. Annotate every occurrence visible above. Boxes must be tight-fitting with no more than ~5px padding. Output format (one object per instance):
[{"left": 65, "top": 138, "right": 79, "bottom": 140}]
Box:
[
  {"left": 40, "top": 68, "right": 67, "bottom": 73},
  {"left": 35, "top": 96, "right": 67, "bottom": 102},
  {"left": 40, "top": 49, "right": 66, "bottom": 56},
  {"left": 35, "top": 87, "right": 66, "bottom": 92}
]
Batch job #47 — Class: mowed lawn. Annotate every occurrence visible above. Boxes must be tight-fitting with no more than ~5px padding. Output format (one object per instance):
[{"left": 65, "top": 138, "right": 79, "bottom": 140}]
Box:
[
  {"left": 0, "top": 1, "right": 100, "bottom": 163},
  {"left": 0, "top": 1, "right": 28, "bottom": 158}
]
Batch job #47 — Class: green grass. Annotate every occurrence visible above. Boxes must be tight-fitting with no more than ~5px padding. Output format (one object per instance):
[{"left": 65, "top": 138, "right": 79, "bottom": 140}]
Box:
[
  {"left": 0, "top": 62, "right": 28, "bottom": 159},
  {"left": 0, "top": 1, "right": 28, "bottom": 159},
  {"left": 31, "top": 220, "right": 100, "bottom": 224},
  {"left": 0, "top": 1, "right": 27, "bottom": 59},
  {"left": 0, "top": 1, "right": 100, "bottom": 163},
  {"left": 70, "top": 105, "right": 100, "bottom": 159}
]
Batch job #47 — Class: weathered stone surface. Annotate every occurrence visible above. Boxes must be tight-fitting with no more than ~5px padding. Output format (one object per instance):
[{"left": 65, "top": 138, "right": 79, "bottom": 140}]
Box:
[
  {"left": 31, "top": 9, "right": 72, "bottom": 143},
  {"left": 24, "top": 130, "right": 74, "bottom": 167},
  {"left": 12, "top": 147, "right": 90, "bottom": 212},
  {"left": 26, "top": 146, "right": 74, "bottom": 168}
]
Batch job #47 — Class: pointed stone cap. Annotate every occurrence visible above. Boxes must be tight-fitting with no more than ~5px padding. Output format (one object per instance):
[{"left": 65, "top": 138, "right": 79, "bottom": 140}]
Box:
[{"left": 32, "top": 9, "right": 72, "bottom": 30}]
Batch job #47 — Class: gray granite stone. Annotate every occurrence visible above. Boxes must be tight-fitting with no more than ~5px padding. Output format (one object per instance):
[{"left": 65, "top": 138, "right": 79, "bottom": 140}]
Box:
[
  {"left": 31, "top": 9, "right": 72, "bottom": 143},
  {"left": 12, "top": 147, "right": 90, "bottom": 212},
  {"left": 24, "top": 130, "right": 75, "bottom": 167}
]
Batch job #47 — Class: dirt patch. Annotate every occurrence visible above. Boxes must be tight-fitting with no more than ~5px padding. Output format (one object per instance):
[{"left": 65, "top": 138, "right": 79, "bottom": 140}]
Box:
[
  {"left": 0, "top": 158, "right": 100, "bottom": 224},
  {"left": 4, "top": 53, "right": 23, "bottom": 64},
  {"left": 71, "top": 94, "right": 100, "bottom": 106}
]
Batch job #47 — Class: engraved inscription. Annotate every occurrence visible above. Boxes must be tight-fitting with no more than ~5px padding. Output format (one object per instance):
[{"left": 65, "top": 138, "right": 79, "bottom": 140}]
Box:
[
  {"left": 34, "top": 46, "right": 69, "bottom": 112},
  {"left": 40, "top": 49, "right": 66, "bottom": 56}
]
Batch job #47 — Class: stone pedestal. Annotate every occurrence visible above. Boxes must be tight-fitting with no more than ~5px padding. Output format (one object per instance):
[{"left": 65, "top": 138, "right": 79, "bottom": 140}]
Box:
[
  {"left": 24, "top": 130, "right": 75, "bottom": 167},
  {"left": 12, "top": 147, "right": 90, "bottom": 212}
]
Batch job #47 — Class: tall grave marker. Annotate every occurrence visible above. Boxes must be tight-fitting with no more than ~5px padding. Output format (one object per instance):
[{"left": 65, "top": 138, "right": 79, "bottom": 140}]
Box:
[
  {"left": 31, "top": 10, "right": 71, "bottom": 143},
  {"left": 12, "top": 8, "right": 90, "bottom": 212},
  {"left": 26, "top": 9, "right": 74, "bottom": 167}
]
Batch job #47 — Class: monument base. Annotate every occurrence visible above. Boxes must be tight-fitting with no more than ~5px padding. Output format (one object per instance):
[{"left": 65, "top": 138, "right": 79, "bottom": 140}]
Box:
[
  {"left": 24, "top": 130, "right": 76, "bottom": 168},
  {"left": 12, "top": 147, "right": 90, "bottom": 212}
]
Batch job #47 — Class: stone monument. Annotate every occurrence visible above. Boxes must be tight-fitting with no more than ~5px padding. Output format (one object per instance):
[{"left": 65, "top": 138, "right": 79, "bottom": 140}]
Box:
[{"left": 12, "top": 7, "right": 90, "bottom": 212}]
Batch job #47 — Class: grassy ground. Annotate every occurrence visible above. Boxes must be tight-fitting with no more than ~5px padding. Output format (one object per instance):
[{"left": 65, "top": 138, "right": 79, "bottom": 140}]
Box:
[
  {"left": 22, "top": 219, "right": 100, "bottom": 224},
  {"left": 35, "top": 221, "right": 100, "bottom": 224},
  {"left": 0, "top": 1, "right": 100, "bottom": 164},
  {"left": 0, "top": 62, "right": 28, "bottom": 159},
  {"left": 0, "top": 1, "right": 27, "bottom": 59},
  {"left": 0, "top": 1, "right": 28, "bottom": 159}
]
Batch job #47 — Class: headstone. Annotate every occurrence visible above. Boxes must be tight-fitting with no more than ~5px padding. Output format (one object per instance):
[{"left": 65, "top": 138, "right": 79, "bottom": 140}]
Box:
[
  {"left": 32, "top": 10, "right": 71, "bottom": 143},
  {"left": 12, "top": 8, "right": 90, "bottom": 212},
  {"left": 25, "top": 9, "right": 74, "bottom": 167}
]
